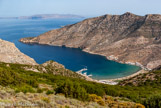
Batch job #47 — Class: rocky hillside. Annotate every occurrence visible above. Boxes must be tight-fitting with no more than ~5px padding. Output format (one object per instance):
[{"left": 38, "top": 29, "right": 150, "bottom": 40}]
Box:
[
  {"left": 20, "top": 12, "right": 161, "bottom": 70},
  {"left": 23, "top": 60, "right": 86, "bottom": 79},
  {"left": 119, "top": 65, "right": 161, "bottom": 86},
  {"left": 0, "top": 39, "right": 37, "bottom": 65}
]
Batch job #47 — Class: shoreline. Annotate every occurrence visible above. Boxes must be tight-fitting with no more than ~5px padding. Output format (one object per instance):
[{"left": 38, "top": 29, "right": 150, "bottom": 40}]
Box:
[
  {"left": 98, "top": 69, "right": 148, "bottom": 81},
  {"left": 81, "top": 69, "right": 148, "bottom": 85},
  {"left": 76, "top": 67, "right": 148, "bottom": 85},
  {"left": 82, "top": 49, "right": 148, "bottom": 70}
]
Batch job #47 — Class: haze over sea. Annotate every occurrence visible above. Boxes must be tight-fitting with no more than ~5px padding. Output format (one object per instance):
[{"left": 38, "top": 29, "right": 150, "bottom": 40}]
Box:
[{"left": 0, "top": 18, "right": 141, "bottom": 80}]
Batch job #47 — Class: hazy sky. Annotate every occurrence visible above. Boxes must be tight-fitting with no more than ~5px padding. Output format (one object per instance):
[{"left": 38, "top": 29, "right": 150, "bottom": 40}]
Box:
[{"left": 0, "top": 0, "right": 161, "bottom": 17}]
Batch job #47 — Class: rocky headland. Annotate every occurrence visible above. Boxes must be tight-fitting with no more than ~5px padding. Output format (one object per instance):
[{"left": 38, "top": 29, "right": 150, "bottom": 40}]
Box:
[
  {"left": 0, "top": 39, "right": 37, "bottom": 65},
  {"left": 20, "top": 12, "right": 161, "bottom": 70}
]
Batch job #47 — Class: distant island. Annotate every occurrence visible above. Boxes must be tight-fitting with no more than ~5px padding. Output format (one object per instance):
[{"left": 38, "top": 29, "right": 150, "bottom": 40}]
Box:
[{"left": 0, "top": 14, "right": 84, "bottom": 19}]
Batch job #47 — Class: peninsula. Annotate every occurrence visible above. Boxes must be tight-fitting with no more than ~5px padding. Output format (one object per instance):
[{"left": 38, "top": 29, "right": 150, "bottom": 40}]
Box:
[{"left": 20, "top": 12, "right": 161, "bottom": 70}]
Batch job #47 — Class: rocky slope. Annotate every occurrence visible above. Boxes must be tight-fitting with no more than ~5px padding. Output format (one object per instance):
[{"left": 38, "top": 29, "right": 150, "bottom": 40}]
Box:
[
  {"left": 23, "top": 60, "right": 86, "bottom": 79},
  {"left": 20, "top": 12, "right": 161, "bottom": 70},
  {"left": 119, "top": 65, "right": 161, "bottom": 86},
  {"left": 0, "top": 39, "right": 37, "bottom": 65},
  {"left": 0, "top": 86, "right": 144, "bottom": 108}
]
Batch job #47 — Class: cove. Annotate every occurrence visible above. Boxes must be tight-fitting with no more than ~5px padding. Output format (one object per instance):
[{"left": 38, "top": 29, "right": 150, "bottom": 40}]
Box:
[{"left": 0, "top": 19, "right": 141, "bottom": 80}]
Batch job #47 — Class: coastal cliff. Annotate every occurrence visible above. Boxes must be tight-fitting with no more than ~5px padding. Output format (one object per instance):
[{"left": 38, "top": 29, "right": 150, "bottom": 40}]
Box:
[
  {"left": 20, "top": 12, "right": 161, "bottom": 70},
  {"left": 0, "top": 39, "right": 37, "bottom": 65}
]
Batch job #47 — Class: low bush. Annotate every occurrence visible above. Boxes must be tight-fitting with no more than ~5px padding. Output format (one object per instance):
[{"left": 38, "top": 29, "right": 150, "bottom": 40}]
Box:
[
  {"left": 46, "top": 90, "right": 54, "bottom": 95},
  {"left": 89, "top": 94, "right": 105, "bottom": 106},
  {"left": 142, "top": 94, "right": 161, "bottom": 108}
]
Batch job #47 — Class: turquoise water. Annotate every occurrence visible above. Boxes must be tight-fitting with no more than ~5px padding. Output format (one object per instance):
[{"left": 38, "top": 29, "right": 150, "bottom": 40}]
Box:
[{"left": 0, "top": 19, "right": 141, "bottom": 80}]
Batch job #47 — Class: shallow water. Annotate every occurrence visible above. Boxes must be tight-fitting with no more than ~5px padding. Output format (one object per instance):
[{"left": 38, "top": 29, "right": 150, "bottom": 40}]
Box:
[{"left": 0, "top": 19, "right": 141, "bottom": 80}]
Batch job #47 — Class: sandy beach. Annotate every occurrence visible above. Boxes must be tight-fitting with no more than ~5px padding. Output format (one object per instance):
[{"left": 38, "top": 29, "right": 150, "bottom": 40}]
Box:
[
  {"left": 77, "top": 69, "right": 149, "bottom": 85},
  {"left": 102, "top": 69, "right": 148, "bottom": 81},
  {"left": 97, "top": 69, "right": 148, "bottom": 85}
]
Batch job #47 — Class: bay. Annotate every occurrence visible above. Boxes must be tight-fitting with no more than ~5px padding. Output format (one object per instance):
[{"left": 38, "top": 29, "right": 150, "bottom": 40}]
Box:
[{"left": 0, "top": 19, "right": 141, "bottom": 80}]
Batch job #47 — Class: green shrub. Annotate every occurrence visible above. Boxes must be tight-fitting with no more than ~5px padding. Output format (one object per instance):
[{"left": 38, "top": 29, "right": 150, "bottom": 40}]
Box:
[
  {"left": 37, "top": 88, "right": 43, "bottom": 93},
  {"left": 0, "top": 67, "right": 24, "bottom": 86},
  {"left": 42, "top": 97, "right": 50, "bottom": 103},
  {"left": 15, "top": 85, "right": 35, "bottom": 93},
  {"left": 26, "top": 79, "right": 38, "bottom": 88},
  {"left": 56, "top": 80, "right": 89, "bottom": 101},
  {"left": 89, "top": 94, "right": 105, "bottom": 106},
  {"left": 142, "top": 94, "right": 161, "bottom": 108},
  {"left": 65, "top": 105, "right": 70, "bottom": 108},
  {"left": 46, "top": 90, "right": 54, "bottom": 95}
]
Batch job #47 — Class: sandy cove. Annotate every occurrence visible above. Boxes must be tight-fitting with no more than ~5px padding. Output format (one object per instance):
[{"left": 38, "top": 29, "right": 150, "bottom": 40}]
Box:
[
  {"left": 102, "top": 69, "right": 148, "bottom": 81},
  {"left": 81, "top": 69, "right": 148, "bottom": 85}
]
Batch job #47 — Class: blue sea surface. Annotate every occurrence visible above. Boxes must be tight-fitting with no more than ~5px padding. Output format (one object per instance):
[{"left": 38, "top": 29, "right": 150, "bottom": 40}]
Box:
[{"left": 0, "top": 19, "right": 141, "bottom": 80}]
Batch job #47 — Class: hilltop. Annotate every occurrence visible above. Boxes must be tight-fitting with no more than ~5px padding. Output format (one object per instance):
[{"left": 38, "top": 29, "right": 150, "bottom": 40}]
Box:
[{"left": 20, "top": 12, "right": 161, "bottom": 70}]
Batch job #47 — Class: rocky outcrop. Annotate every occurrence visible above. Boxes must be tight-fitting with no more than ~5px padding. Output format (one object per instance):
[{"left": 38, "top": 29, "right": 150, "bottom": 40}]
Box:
[
  {"left": 0, "top": 39, "right": 37, "bottom": 65},
  {"left": 42, "top": 60, "right": 64, "bottom": 68},
  {"left": 23, "top": 60, "right": 85, "bottom": 79},
  {"left": 20, "top": 12, "right": 161, "bottom": 70}
]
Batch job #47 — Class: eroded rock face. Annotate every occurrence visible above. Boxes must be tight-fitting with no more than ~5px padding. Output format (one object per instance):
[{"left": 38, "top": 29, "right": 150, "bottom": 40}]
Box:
[
  {"left": 0, "top": 39, "right": 37, "bottom": 65},
  {"left": 20, "top": 12, "right": 161, "bottom": 70}
]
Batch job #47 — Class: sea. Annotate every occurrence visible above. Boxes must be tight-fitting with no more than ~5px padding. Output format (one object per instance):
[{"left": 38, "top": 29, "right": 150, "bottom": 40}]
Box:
[{"left": 0, "top": 18, "right": 141, "bottom": 80}]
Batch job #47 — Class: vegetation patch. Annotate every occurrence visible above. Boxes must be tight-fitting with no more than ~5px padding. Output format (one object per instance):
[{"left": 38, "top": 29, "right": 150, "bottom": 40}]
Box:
[{"left": 0, "top": 62, "right": 160, "bottom": 107}]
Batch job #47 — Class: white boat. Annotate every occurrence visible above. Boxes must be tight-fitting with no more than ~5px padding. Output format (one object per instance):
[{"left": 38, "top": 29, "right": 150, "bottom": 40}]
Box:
[
  {"left": 88, "top": 74, "right": 92, "bottom": 77},
  {"left": 76, "top": 67, "right": 87, "bottom": 74},
  {"left": 83, "top": 72, "right": 87, "bottom": 75}
]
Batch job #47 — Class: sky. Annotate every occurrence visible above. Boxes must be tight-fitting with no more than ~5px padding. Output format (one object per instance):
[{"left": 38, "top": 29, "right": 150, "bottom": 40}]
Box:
[{"left": 0, "top": 0, "right": 161, "bottom": 17}]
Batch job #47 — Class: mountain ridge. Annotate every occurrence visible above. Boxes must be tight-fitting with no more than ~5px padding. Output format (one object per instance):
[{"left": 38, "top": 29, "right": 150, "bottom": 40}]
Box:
[{"left": 20, "top": 12, "right": 161, "bottom": 70}]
